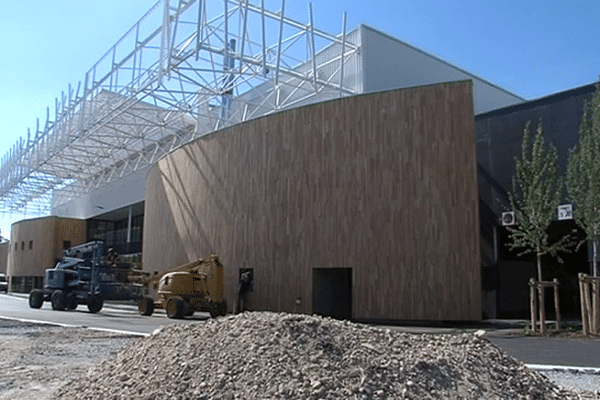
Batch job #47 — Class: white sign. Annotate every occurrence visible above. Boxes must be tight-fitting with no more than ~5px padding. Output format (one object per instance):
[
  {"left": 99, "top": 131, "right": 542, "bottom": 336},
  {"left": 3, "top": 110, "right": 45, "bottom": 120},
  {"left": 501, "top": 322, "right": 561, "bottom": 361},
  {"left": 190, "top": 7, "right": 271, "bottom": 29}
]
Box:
[
  {"left": 558, "top": 204, "right": 573, "bottom": 221},
  {"left": 502, "top": 211, "right": 516, "bottom": 226}
]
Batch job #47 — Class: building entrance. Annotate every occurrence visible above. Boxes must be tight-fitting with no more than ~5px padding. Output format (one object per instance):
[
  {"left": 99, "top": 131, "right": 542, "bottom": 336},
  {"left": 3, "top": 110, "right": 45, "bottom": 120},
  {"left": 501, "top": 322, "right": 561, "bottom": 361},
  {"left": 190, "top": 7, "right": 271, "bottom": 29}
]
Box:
[{"left": 312, "top": 268, "right": 352, "bottom": 320}]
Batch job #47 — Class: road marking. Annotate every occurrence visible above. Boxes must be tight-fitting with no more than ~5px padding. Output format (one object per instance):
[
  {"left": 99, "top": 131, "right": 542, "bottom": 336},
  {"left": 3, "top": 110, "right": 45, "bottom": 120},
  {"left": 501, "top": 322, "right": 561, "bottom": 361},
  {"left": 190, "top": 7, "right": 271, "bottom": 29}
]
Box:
[{"left": 0, "top": 315, "right": 149, "bottom": 337}]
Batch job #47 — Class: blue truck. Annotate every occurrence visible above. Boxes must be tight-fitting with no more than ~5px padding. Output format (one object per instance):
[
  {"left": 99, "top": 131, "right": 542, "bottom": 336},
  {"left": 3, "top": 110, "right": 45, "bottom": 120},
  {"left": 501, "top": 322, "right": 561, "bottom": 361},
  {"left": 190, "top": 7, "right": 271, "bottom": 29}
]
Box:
[{"left": 28, "top": 241, "right": 143, "bottom": 313}]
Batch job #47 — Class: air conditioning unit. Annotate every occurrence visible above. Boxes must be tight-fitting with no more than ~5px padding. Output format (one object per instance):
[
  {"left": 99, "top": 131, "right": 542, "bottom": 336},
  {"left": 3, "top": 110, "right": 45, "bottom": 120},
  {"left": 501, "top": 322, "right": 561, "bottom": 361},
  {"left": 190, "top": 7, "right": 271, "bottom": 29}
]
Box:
[{"left": 502, "top": 211, "right": 516, "bottom": 226}]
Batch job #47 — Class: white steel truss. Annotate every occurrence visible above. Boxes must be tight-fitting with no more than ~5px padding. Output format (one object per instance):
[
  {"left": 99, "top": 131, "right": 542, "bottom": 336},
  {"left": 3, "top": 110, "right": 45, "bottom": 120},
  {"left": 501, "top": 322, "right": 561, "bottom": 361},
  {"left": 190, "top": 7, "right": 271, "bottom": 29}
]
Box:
[{"left": 0, "top": 0, "right": 359, "bottom": 214}]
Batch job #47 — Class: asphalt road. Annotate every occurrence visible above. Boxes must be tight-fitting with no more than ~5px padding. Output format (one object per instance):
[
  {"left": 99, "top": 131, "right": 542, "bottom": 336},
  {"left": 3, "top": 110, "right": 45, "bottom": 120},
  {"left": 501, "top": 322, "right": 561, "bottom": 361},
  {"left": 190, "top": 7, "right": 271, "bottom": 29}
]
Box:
[
  {"left": 487, "top": 336, "right": 600, "bottom": 369},
  {"left": 0, "top": 292, "right": 207, "bottom": 336},
  {"left": 1, "top": 292, "right": 600, "bottom": 370}
]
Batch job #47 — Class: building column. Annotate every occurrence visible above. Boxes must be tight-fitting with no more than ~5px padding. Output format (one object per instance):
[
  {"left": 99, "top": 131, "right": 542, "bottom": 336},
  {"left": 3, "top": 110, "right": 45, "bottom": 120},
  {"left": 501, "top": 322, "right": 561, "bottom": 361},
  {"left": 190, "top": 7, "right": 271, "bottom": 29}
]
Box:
[{"left": 126, "top": 205, "right": 132, "bottom": 252}]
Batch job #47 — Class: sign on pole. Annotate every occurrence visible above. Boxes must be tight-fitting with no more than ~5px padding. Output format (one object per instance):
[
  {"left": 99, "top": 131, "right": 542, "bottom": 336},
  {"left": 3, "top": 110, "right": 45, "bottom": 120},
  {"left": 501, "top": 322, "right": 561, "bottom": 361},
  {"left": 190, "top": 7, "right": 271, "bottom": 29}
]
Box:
[{"left": 558, "top": 204, "right": 573, "bottom": 221}]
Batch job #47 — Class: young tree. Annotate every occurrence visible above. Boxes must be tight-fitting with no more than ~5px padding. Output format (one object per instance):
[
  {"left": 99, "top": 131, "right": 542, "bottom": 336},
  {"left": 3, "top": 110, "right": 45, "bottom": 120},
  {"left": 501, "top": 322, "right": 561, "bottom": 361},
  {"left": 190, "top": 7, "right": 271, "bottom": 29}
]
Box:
[
  {"left": 507, "top": 120, "right": 573, "bottom": 282},
  {"left": 566, "top": 83, "right": 600, "bottom": 277}
]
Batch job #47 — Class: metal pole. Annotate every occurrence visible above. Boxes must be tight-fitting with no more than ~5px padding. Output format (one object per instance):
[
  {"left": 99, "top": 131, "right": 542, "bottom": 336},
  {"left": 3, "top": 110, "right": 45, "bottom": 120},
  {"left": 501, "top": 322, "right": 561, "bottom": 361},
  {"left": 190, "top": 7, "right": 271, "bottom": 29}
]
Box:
[
  {"left": 127, "top": 205, "right": 133, "bottom": 248},
  {"left": 239, "top": 0, "right": 249, "bottom": 76},
  {"left": 159, "top": 0, "right": 170, "bottom": 85},
  {"left": 110, "top": 47, "right": 117, "bottom": 90},
  {"left": 132, "top": 22, "right": 140, "bottom": 84},
  {"left": 224, "top": 0, "right": 229, "bottom": 60},
  {"left": 261, "top": 0, "right": 267, "bottom": 76},
  {"left": 170, "top": 0, "right": 182, "bottom": 66},
  {"left": 594, "top": 279, "right": 600, "bottom": 334},
  {"left": 275, "top": 0, "right": 285, "bottom": 88},
  {"left": 339, "top": 11, "right": 347, "bottom": 97},
  {"left": 493, "top": 225, "right": 498, "bottom": 263},
  {"left": 309, "top": 3, "right": 317, "bottom": 91},
  {"left": 553, "top": 278, "right": 561, "bottom": 331},
  {"left": 79, "top": 73, "right": 88, "bottom": 135},
  {"left": 196, "top": 0, "right": 204, "bottom": 60}
]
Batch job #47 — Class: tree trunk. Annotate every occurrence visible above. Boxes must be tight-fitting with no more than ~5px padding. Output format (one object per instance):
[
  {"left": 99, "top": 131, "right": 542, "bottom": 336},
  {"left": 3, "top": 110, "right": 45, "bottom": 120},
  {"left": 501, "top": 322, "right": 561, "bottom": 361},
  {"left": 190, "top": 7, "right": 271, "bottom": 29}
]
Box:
[
  {"left": 539, "top": 284, "right": 546, "bottom": 335},
  {"left": 593, "top": 239, "right": 598, "bottom": 277},
  {"left": 530, "top": 278, "right": 538, "bottom": 333},
  {"left": 580, "top": 273, "right": 589, "bottom": 335},
  {"left": 553, "top": 278, "right": 561, "bottom": 331},
  {"left": 536, "top": 251, "right": 542, "bottom": 282}
]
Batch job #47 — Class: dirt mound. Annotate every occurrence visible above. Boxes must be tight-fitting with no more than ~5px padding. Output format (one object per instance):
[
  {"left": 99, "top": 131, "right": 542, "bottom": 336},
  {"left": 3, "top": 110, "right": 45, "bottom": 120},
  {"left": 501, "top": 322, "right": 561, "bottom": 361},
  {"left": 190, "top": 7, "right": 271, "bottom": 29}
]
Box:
[{"left": 52, "top": 312, "right": 590, "bottom": 399}]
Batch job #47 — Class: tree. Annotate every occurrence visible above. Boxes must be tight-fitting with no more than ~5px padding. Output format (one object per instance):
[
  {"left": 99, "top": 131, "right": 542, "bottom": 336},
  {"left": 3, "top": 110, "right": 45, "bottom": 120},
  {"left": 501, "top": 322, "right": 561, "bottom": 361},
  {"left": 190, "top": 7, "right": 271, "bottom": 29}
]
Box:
[
  {"left": 507, "top": 120, "right": 573, "bottom": 282},
  {"left": 566, "top": 82, "right": 600, "bottom": 277}
]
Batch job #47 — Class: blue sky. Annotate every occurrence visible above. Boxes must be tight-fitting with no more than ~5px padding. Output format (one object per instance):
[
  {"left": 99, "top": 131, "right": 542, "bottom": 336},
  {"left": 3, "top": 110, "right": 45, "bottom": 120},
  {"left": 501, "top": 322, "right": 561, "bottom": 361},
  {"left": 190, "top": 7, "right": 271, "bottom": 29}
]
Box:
[{"left": 0, "top": 0, "right": 599, "bottom": 238}]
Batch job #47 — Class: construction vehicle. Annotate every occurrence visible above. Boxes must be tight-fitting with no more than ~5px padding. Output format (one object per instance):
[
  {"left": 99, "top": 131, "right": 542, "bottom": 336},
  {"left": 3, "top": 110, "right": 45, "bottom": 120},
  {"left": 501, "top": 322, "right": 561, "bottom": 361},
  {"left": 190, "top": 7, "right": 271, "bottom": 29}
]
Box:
[
  {"left": 28, "top": 241, "right": 144, "bottom": 313},
  {"left": 138, "top": 254, "right": 227, "bottom": 319}
]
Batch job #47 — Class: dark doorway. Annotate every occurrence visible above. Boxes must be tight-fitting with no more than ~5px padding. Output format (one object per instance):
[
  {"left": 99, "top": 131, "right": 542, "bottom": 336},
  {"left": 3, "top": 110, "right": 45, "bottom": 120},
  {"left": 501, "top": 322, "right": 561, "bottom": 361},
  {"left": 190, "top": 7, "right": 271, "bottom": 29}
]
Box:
[{"left": 312, "top": 268, "right": 352, "bottom": 320}]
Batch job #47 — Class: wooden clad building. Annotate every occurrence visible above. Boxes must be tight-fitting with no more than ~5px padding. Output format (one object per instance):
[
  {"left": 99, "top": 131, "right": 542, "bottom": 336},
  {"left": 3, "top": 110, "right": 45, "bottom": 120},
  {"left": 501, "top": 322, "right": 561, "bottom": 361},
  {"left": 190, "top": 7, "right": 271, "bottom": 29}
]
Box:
[
  {"left": 143, "top": 81, "right": 481, "bottom": 321},
  {"left": 7, "top": 216, "right": 86, "bottom": 293},
  {"left": 0, "top": 241, "right": 8, "bottom": 274}
]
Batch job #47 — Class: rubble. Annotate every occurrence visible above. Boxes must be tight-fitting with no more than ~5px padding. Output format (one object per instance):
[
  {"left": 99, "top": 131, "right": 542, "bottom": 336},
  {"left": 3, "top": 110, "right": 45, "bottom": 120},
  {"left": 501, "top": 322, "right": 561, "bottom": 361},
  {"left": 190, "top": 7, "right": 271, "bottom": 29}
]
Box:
[{"left": 52, "top": 312, "right": 598, "bottom": 399}]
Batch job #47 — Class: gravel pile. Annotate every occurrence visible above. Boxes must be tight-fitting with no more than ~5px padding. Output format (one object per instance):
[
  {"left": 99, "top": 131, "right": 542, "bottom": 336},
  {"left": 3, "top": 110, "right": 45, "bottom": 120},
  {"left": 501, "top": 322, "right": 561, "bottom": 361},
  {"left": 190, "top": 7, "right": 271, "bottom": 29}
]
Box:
[{"left": 52, "top": 312, "right": 597, "bottom": 399}]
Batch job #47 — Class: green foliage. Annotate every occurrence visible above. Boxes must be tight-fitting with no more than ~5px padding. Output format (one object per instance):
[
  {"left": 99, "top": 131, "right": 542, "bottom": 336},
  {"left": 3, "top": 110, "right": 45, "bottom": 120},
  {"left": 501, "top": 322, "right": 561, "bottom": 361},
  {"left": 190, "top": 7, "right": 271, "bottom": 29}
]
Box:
[
  {"left": 507, "top": 120, "right": 574, "bottom": 280},
  {"left": 566, "top": 83, "right": 600, "bottom": 241},
  {"left": 566, "top": 82, "right": 600, "bottom": 275}
]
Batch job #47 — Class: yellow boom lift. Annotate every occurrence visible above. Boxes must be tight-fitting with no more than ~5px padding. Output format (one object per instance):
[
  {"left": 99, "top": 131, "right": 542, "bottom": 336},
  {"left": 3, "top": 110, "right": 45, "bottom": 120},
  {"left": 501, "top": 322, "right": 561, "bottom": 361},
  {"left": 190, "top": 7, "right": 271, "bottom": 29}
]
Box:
[{"left": 138, "top": 254, "right": 227, "bottom": 319}]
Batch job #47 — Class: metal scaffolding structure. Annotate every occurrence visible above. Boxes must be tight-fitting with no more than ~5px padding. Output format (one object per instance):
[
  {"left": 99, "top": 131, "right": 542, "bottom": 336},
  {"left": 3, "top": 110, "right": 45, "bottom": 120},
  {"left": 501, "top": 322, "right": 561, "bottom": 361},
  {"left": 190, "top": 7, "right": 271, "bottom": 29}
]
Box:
[{"left": 0, "top": 0, "right": 359, "bottom": 215}]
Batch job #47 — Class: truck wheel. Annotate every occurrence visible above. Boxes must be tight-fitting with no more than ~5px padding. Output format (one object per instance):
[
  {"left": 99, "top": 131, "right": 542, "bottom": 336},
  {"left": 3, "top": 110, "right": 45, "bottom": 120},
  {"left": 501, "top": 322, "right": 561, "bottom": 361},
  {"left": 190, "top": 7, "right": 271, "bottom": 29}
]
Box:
[
  {"left": 218, "top": 300, "right": 228, "bottom": 316},
  {"left": 87, "top": 297, "right": 103, "bottom": 313},
  {"left": 66, "top": 293, "right": 78, "bottom": 310},
  {"left": 51, "top": 290, "right": 67, "bottom": 311},
  {"left": 29, "top": 289, "right": 44, "bottom": 309},
  {"left": 209, "top": 301, "right": 227, "bottom": 317},
  {"left": 139, "top": 296, "right": 154, "bottom": 316},
  {"left": 166, "top": 296, "right": 185, "bottom": 319},
  {"left": 185, "top": 305, "right": 195, "bottom": 317},
  {"left": 208, "top": 303, "right": 219, "bottom": 318}
]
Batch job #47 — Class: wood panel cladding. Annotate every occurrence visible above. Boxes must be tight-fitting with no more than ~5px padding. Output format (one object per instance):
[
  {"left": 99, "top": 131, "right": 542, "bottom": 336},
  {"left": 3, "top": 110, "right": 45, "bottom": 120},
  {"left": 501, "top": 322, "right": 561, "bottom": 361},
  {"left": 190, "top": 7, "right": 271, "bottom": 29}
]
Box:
[
  {"left": 0, "top": 242, "right": 8, "bottom": 274},
  {"left": 8, "top": 216, "right": 86, "bottom": 278},
  {"left": 143, "top": 81, "right": 481, "bottom": 321}
]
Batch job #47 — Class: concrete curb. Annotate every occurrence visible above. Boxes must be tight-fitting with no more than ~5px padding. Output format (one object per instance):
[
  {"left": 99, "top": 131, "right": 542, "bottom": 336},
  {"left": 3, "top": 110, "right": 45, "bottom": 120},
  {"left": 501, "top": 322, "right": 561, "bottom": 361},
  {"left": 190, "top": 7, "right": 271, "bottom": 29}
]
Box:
[{"left": 475, "top": 328, "right": 525, "bottom": 339}]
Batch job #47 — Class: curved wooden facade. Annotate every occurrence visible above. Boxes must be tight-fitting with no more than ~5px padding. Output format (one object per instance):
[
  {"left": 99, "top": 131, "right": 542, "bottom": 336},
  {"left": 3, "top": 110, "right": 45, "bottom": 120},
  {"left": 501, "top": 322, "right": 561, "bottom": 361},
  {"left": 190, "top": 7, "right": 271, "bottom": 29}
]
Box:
[
  {"left": 0, "top": 242, "right": 8, "bottom": 274},
  {"left": 143, "top": 82, "right": 481, "bottom": 321},
  {"left": 7, "top": 216, "right": 86, "bottom": 292}
]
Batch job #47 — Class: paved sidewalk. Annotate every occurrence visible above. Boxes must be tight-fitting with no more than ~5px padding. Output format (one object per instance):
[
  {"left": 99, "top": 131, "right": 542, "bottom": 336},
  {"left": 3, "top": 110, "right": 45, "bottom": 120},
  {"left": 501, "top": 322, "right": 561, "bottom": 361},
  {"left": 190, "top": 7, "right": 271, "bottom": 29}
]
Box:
[{"left": 369, "top": 318, "right": 600, "bottom": 372}]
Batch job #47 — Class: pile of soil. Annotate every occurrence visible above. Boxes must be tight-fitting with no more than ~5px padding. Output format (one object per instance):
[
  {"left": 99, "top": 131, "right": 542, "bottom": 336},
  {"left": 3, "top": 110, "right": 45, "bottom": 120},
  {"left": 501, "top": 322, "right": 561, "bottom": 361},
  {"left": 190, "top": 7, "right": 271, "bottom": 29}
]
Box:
[{"left": 52, "top": 312, "right": 597, "bottom": 399}]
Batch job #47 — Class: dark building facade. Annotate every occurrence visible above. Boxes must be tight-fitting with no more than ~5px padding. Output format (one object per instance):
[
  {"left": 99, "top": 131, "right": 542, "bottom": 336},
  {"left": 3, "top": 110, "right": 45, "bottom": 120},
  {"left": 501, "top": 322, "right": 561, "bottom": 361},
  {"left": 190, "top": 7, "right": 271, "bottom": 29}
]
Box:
[
  {"left": 476, "top": 83, "right": 597, "bottom": 319},
  {"left": 86, "top": 201, "right": 145, "bottom": 256}
]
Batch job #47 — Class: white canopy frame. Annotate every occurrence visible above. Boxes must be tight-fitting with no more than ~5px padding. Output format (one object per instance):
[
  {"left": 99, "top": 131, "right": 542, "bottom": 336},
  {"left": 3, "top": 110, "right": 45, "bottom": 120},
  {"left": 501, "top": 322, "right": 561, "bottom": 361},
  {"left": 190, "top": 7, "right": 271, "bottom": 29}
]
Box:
[{"left": 0, "top": 0, "right": 358, "bottom": 214}]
